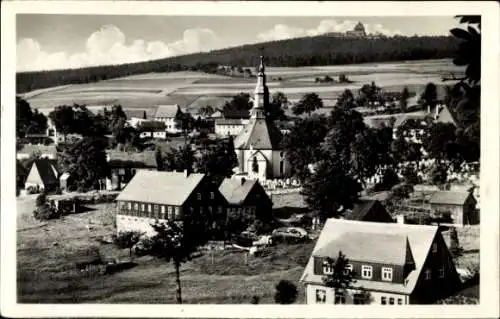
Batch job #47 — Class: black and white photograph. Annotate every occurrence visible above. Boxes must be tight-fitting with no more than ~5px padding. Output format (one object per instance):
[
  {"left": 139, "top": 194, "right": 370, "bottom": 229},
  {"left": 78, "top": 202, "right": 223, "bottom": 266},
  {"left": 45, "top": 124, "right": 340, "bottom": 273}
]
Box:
[{"left": 1, "top": 1, "right": 499, "bottom": 318}]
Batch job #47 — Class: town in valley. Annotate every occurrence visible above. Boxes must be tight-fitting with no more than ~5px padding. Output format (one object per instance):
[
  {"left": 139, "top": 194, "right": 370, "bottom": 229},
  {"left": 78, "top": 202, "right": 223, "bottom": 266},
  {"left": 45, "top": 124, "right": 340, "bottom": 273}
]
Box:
[{"left": 14, "top": 16, "right": 481, "bottom": 305}]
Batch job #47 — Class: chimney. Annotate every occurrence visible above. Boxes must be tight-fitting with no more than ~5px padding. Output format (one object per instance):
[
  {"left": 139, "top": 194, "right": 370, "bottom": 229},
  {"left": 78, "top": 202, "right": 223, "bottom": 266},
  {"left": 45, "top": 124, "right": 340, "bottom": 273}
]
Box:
[
  {"left": 183, "top": 169, "right": 189, "bottom": 178},
  {"left": 396, "top": 214, "right": 406, "bottom": 224},
  {"left": 434, "top": 104, "right": 440, "bottom": 120},
  {"left": 241, "top": 177, "right": 246, "bottom": 186}
]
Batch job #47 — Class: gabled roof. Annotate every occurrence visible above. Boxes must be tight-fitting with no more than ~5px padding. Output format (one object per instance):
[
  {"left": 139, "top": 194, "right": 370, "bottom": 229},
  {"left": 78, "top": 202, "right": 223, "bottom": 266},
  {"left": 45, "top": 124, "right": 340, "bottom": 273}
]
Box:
[
  {"left": 429, "top": 191, "right": 475, "bottom": 205},
  {"left": 215, "top": 118, "right": 246, "bottom": 125},
  {"left": 218, "top": 178, "right": 258, "bottom": 205},
  {"left": 344, "top": 199, "right": 391, "bottom": 221},
  {"left": 393, "top": 113, "right": 428, "bottom": 128},
  {"left": 300, "top": 219, "right": 439, "bottom": 294},
  {"left": 314, "top": 232, "right": 408, "bottom": 265},
  {"left": 106, "top": 150, "right": 157, "bottom": 168},
  {"left": 28, "top": 158, "right": 59, "bottom": 186},
  {"left": 116, "top": 170, "right": 206, "bottom": 206},
  {"left": 234, "top": 118, "right": 283, "bottom": 149},
  {"left": 435, "top": 105, "right": 458, "bottom": 126},
  {"left": 223, "top": 109, "right": 250, "bottom": 119},
  {"left": 154, "top": 104, "right": 182, "bottom": 118}
]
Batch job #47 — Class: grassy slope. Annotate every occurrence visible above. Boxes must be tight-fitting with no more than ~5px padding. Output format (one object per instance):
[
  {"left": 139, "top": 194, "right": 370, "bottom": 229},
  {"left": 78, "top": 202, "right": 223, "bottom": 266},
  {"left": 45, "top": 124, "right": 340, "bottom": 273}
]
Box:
[{"left": 17, "top": 196, "right": 313, "bottom": 304}]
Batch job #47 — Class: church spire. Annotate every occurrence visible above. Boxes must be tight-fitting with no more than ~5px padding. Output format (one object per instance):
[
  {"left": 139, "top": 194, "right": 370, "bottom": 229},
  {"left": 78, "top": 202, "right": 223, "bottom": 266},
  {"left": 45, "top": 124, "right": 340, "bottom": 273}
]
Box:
[{"left": 251, "top": 55, "right": 268, "bottom": 119}]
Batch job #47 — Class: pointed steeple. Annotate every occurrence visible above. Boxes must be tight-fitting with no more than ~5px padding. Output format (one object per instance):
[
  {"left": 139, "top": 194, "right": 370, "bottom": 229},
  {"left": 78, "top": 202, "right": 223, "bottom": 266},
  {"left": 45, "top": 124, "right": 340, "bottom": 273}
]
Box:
[{"left": 251, "top": 55, "right": 268, "bottom": 119}]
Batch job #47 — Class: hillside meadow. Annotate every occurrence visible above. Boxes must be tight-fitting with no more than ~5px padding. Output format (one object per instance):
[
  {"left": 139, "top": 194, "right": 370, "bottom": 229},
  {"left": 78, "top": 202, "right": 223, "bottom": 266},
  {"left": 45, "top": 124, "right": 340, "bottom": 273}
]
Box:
[{"left": 22, "top": 59, "right": 463, "bottom": 114}]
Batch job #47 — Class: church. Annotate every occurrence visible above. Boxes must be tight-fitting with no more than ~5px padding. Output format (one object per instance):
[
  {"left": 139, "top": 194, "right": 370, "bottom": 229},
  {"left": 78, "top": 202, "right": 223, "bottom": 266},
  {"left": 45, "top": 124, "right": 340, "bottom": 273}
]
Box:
[{"left": 232, "top": 56, "right": 292, "bottom": 181}]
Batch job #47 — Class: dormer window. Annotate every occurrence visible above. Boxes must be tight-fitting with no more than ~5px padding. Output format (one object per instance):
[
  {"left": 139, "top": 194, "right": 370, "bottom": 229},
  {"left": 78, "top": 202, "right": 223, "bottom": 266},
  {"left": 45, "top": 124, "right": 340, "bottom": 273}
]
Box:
[
  {"left": 381, "top": 267, "right": 393, "bottom": 281},
  {"left": 322, "top": 261, "right": 334, "bottom": 275},
  {"left": 197, "top": 193, "right": 202, "bottom": 200},
  {"left": 361, "top": 265, "right": 373, "bottom": 279},
  {"left": 344, "top": 264, "right": 353, "bottom": 275},
  {"left": 424, "top": 268, "right": 432, "bottom": 280},
  {"left": 210, "top": 192, "right": 215, "bottom": 200},
  {"left": 432, "top": 243, "right": 438, "bottom": 253},
  {"left": 438, "top": 267, "right": 445, "bottom": 278}
]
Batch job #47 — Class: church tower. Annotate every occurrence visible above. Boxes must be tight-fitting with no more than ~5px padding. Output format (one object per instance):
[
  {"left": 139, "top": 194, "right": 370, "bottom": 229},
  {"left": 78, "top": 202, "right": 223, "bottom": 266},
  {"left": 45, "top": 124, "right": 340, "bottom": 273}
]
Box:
[
  {"left": 251, "top": 55, "right": 270, "bottom": 119},
  {"left": 233, "top": 55, "right": 291, "bottom": 181}
]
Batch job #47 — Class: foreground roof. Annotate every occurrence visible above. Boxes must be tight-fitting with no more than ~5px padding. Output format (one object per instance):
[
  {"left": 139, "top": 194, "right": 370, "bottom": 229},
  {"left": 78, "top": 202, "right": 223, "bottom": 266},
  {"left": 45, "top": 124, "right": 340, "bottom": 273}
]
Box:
[
  {"left": 116, "top": 170, "right": 205, "bottom": 206},
  {"left": 218, "top": 178, "right": 257, "bottom": 205},
  {"left": 429, "top": 191, "right": 475, "bottom": 205},
  {"left": 234, "top": 118, "right": 283, "bottom": 149},
  {"left": 300, "top": 219, "right": 439, "bottom": 295}
]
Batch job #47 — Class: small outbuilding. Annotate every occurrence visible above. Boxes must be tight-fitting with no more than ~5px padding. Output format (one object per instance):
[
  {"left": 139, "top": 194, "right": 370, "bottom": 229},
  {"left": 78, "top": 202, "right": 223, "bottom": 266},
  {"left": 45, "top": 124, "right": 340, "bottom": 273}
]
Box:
[
  {"left": 344, "top": 199, "right": 394, "bottom": 223},
  {"left": 429, "top": 191, "right": 478, "bottom": 226}
]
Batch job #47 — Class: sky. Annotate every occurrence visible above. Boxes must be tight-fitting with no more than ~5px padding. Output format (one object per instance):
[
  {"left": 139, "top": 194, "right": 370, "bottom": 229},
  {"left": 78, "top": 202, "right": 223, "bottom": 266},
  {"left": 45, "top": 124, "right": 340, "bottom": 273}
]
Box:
[{"left": 16, "top": 15, "right": 459, "bottom": 72}]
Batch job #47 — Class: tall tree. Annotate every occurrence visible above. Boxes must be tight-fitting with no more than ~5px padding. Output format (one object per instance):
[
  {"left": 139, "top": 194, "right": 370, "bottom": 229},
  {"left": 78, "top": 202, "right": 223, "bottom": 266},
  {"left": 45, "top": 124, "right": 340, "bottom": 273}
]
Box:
[
  {"left": 149, "top": 216, "right": 210, "bottom": 304},
  {"left": 399, "top": 87, "right": 410, "bottom": 112},
  {"left": 421, "top": 82, "right": 438, "bottom": 110},
  {"left": 292, "top": 93, "right": 323, "bottom": 116},
  {"left": 274, "top": 280, "right": 298, "bottom": 304},
  {"left": 58, "top": 137, "right": 110, "bottom": 191},
  {"left": 301, "top": 160, "right": 361, "bottom": 223},
  {"left": 16, "top": 97, "right": 48, "bottom": 137},
  {"left": 223, "top": 93, "right": 252, "bottom": 116},
  {"left": 266, "top": 91, "right": 287, "bottom": 120},
  {"left": 48, "top": 105, "right": 76, "bottom": 142},
  {"left": 336, "top": 89, "right": 357, "bottom": 110}
]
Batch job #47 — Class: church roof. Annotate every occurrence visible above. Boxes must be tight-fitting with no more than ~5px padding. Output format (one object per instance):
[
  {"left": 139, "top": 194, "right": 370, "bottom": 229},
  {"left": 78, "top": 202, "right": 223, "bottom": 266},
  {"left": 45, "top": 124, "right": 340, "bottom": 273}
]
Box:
[
  {"left": 233, "top": 118, "right": 283, "bottom": 150},
  {"left": 354, "top": 22, "right": 365, "bottom": 31}
]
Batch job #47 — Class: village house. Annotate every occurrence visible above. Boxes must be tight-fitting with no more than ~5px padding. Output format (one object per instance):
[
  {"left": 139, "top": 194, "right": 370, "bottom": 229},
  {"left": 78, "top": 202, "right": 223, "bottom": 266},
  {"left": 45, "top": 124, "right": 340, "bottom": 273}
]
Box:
[
  {"left": 429, "top": 191, "right": 479, "bottom": 226},
  {"left": 106, "top": 150, "right": 158, "bottom": 191},
  {"left": 300, "top": 219, "right": 461, "bottom": 305},
  {"left": 16, "top": 144, "right": 57, "bottom": 160},
  {"left": 24, "top": 158, "right": 60, "bottom": 192},
  {"left": 392, "top": 113, "right": 429, "bottom": 144},
  {"left": 434, "top": 104, "right": 458, "bottom": 126},
  {"left": 218, "top": 177, "right": 273, "bottom": 222},
  {"left": 214, "top": 118, "right": 250, "bottom": 136},
  {"left": 136, "top": 121, "right": 168, "bottom": 140},
  {"left": 153, "top": 104, "right": 183, "bottom": 134},
  {"left": 344, "top": 199, "right": 394, "bottom": 223},
  {"left": 115, "top": 170, "right": 228, "bottom": 236},
  {"left": 232, "top": 56, "right": 292, "bottom": 180}
]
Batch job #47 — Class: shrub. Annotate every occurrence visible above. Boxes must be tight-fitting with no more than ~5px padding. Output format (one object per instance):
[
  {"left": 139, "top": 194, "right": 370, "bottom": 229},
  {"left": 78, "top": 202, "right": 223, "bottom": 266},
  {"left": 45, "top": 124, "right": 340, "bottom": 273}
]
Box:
[
  {"left": 114, "top": 231, "right": 142, "bottom": 256},
  {"left": 391, "top": 183, "right": 413, "bottom": 199},
  {"left": 251, "top": 295, "right": 260, "bottom": 304},
  {"left": 274, "top": 280, "right": 298, "bottom": 304},
  {"left": 33, "top": 204, "right": 59, "bottom": 220},
  {"left": 133, "top": 237, "right": 155, "bottom": 256}
]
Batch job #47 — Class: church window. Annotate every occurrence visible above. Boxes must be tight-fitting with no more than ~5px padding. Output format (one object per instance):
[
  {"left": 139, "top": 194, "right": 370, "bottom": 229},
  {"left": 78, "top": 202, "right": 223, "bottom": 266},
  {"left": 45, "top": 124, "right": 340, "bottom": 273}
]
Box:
[
  {"left": 280, "top": 161, "right": 284, "bottom": 175},
  {"left": 252, "top": 157, "right": 259, "bottom": 173}
]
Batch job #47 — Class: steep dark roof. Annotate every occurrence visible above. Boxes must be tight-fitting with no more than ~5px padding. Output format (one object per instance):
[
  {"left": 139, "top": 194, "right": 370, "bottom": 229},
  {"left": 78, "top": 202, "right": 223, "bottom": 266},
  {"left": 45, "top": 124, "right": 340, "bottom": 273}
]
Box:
[
  {"left": 29, "top": 158, "right": 59, "bottom": 186},
  {"left": 345, "top": 199, "right": 388, "bottom": 221},
  {"left": 218, "top": 178, "right": 258, "bottom": 205},
  {"left": 429, "top": 191, "right": 476, "bottom": 205},
  {"left": 234, "top": 118, "right": 283, "bottom": 149}
]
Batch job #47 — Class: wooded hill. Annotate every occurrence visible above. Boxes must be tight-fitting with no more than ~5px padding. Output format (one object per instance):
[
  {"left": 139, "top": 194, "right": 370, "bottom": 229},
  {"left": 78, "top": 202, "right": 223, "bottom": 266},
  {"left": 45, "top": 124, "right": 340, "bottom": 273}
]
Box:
[{"left": 17, "top": 35, "right": 459, "bottom": 94}]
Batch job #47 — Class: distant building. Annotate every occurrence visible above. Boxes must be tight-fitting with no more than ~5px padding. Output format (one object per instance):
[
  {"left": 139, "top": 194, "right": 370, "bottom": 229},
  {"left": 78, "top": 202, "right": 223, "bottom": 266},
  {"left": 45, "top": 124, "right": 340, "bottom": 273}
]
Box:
[
  {"left": 344, "top": 199, "right": 394, "bottom": 223},
  {"left": 434, "top": 104, "right": 458, "bottom": 126},
  {"left": 300, "top": 219, "right": 461, "bottom": 305},
  {"left": 218, "top": 177, "right": 273, "bottom": 222},
  {"left": 215, "top": 118, "right": 250, "bottom": 136},
  {"left": 153, "top": 104, "right": 183, "bottom": 134},
  {"left": 346, "top": 22, "right": 367, "bottom": 38},
  {"left": 233, "top": 56, "right": 292, "bottom": 180},
  {"left": 115, "top": 170, "right": 227, "bottom": 236},
  {"left": 24, "top": 158, "right": 59, "bottom": 192},
  {"left": 105, "top": 150, "right": 158, "bottom": 191},
  {"left": 429, "top": 191, "right": 478, "bottom": 226},
  {"left": 16, "top": 144, "right": 57, "bottom": 160}
]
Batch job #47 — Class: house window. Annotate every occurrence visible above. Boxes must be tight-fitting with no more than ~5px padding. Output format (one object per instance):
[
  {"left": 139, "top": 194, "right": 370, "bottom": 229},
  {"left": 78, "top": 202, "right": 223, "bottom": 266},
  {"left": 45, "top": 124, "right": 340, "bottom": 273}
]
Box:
[
  {"left": 197, "top": 193, "right": 202, "bottom": 200},
  {"left": 208, "top": 207, "right": 213, "bottom": 214},
  {"left": 141, "top": 203, "right": 145, "bottom": 211},
  {"left": 381, "top": 297, "right": 387, "bottom": 305},
  {"left": 315, "top": 289, "right": 326, "bottom": 303},
  {"left": 424, "top": 268, "right": 432, "bottom": 280},
  {"left": 334, "top": 291, "right": 346, "bottom": 304},
  {"left": 344, "top": 264, "right": 353, "bottom": 276},
  {"left": 217, "top": 206, "right": 223, "bottom": 214},
  {"left": 161, "top": 205, "right": 165, "bottom": 214},
  {"left": 432, "top": 243, "right": 438, "bottom": 253},
  {"left": 210, "top": 192, "right": 215, "bottom": 200},
  {"left": 397, "top": 298, "right": 403, "bottom": 305},
  {"left": 361, "top": 265, "right": 373, "bottom": 279},
  {"left": 389, "top": 297, "right": 395, "bottom": 305},
  {"left": 438, "top": 267, "right": 445, "bottom": 278},
  {"left": 174, "top": 207, "right": 180, "bottom": 219},
  {"left": 154, "top": 204, "right": 159, "bottom": 213},
  {"left": 381, "top": 267, "right": 393, "bottom": 281},
  {"left": 148, "top": 204, "right": 152, "bottom": 212},
  {"left": 127, "top": 202, "right": 132, "bottom": 210},
  {"left": 353, "top": 293, "right": 366, "bottom": 305},
  {"left": 134, "top": 203, "right": 138, "bottom": 210},
  {"left": 167, "top": 206, "right": 173, "bottom": 219},
  {"left": 322, "top": 261, "right": 334, "bottom": 275}
]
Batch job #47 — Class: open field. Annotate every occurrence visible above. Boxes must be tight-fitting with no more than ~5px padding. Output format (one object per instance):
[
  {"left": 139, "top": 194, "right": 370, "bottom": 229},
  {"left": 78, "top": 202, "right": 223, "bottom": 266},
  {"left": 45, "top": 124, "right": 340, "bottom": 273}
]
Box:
[
  {"left": 22, "top": 59, "right": 463, "bottom": 115},
  {"left": 17, "top": 195, "right": 312, "bottom": 304}
]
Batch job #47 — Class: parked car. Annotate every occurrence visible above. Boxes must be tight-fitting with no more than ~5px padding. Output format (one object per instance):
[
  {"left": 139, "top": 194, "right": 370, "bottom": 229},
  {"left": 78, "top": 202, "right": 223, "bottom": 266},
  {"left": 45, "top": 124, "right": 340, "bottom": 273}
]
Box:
[
  {"left": 271, "top": 227, "right": 308, "bottom": 243},
  {"left": 236, "top": 231, "right": 259, "bottom": 247}
]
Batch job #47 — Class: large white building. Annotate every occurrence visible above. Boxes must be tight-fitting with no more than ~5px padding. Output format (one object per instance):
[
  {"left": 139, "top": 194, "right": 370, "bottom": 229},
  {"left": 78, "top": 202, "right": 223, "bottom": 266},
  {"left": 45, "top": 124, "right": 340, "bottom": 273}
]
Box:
[
  {"left": 233, "top": 56, "right": 291, "bottom": 181},
  {"left": 153, "top": 104, "right": 183, "bottom": 134}
]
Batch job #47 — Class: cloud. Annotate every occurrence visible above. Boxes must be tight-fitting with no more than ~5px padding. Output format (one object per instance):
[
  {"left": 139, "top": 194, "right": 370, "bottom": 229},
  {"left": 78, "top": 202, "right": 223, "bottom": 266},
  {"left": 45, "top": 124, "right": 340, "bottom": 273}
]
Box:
[
  {"left": 256, "top": 19, "right": 403, "bottom": 42},
  {"left": 17, "top": 25, "right": 219, "bottom": 72}
]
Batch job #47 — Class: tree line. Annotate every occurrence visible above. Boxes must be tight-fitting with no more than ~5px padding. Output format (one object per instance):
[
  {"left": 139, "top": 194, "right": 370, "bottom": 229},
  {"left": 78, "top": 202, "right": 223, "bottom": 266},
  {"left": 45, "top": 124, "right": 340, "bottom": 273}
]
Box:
[{"left": 17, "top": 35, "right": 459, "bottom": 93}]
